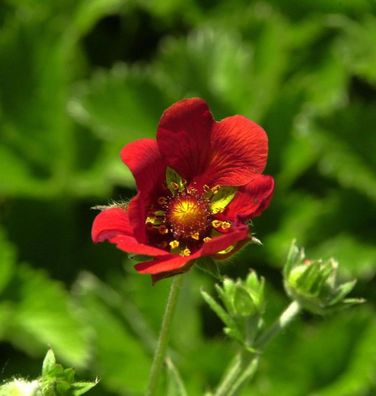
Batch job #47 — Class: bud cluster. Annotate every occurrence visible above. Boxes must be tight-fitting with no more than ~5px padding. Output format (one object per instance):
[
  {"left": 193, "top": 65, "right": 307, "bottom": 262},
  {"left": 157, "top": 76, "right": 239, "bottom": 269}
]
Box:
[
  {"left": 283, "top": 241, "right": 363, "bottom": 315},
  {"left": 201, "top": 272, "right": 265, "bottom": 348}
]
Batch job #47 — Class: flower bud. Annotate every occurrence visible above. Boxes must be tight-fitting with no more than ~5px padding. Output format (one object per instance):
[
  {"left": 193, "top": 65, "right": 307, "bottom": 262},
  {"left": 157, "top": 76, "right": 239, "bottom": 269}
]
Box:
[
  {"left": 283, "top": 241, "right": 363, "bottom": 315},
  {"left": 216, "top": 272, "right": 265, "bottom": 318}
]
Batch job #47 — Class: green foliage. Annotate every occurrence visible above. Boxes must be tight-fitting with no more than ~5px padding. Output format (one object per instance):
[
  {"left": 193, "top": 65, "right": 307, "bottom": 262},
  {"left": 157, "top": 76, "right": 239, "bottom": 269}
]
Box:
[{"left": 0, "top": 0, "right": 375, "bottom": 395}]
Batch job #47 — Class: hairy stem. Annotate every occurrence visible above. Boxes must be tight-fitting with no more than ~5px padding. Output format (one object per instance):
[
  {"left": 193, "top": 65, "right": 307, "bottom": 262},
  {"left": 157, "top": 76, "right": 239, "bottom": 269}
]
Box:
[{"left": 145, "top": 275, "right": 184, "bottom": 396}]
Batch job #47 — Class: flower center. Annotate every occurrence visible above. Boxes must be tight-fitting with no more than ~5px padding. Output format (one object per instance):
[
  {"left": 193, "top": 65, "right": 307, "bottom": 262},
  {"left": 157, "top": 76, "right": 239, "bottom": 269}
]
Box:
[{"left": 167, "top": 193, "right": 210, "bottom": 239}]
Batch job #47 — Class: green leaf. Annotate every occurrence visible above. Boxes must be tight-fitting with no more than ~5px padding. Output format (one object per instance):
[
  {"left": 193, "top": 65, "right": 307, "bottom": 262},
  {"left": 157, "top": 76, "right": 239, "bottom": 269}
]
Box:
[
  {"left": 210, "top": 186, "right": 236, "bottom": 214},
  {"left": 4, "top": 266, "right": 89, "bottom": 366},
  {"left": 69, "top": 65, "right": 169, "bottom": 141},
  {"left": 200, "top": 289, "right": 235, "bottom": 331},
  {"left": 76, "top": 274, "right": 151, "bottom": 394},
  {"left": 42, "top": 349, "right": 57, "bottom": 376},
  {"left": 0, "top": 228, "right": 16, "bottom": 293},
  {"left": 336, "top": 16, "right": 376, "bottom": 85},
  {"left": 71, "top": 381, "right": 99, "bottom": 395}
]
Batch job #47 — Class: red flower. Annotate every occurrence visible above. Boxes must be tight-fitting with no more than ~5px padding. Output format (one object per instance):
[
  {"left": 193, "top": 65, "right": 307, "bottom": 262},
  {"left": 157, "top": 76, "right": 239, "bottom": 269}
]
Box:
[{"left": 92, "top": 98, "right": 274, "bottom": 281}]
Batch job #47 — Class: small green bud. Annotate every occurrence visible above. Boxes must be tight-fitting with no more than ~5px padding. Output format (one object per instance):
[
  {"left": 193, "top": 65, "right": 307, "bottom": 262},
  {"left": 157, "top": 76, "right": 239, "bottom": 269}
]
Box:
[
  {"left": 216, "top": 272, "right": 265, "bottom": 318},
  {"left": 284, "top": 241, "right": 364, "bottom": 315}
]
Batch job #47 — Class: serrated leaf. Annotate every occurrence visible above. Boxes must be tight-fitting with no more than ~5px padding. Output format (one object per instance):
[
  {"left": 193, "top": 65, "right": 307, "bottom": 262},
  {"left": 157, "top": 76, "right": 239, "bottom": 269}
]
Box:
[
  {"left": 69, "top": 65, "right": 169, "bottom": 141},
  {"left": 6, "top": 266, "right": 88, "bottom": 366},
  {"left": 76, "top": 277, "right": 150, "bottom": 393}
]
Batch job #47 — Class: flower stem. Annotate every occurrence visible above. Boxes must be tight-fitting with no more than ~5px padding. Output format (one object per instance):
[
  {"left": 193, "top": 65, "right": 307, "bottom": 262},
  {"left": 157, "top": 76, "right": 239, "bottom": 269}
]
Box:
[
  {"left": 254, "top": 300, "right": 301, "bottom": 349},
  {"left": 214, "top": 301, "right": 301, "bottom": 396},
  {"left": 145, "top": 274, "right": 184, "bottom": 396}
]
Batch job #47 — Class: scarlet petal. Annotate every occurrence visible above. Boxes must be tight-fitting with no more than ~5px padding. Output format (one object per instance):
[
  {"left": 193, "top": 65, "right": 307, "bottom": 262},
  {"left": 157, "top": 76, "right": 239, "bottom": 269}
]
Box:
[
  {"left": 134, "top": 224, "right": 249, "bottom": 276},
  {"left": 111, "top": 235, "right": 169, "bottom": 257},
  {"left": 201, "top": 224, "right": 249, "bottom": 255},
  {"left": 92, "top": 208, "right": 133, "bottom": 242},
  {"left": 157, "top": 98, "right": 214, "bottom": 181},
  {"left": 135, "top": 253, "right": 198, "bottom": 275},
  {"left": 195, "top": 115, "right": 268, "bottom": 187},
  {"left": 121, "top": 139, "right": 165, "bottom": 193},
  {"left": 224, "top": 175, "right": 275, "bottom": 221},
  {"left": 91, "top": 208, "right": 168, "bottom": 256}
]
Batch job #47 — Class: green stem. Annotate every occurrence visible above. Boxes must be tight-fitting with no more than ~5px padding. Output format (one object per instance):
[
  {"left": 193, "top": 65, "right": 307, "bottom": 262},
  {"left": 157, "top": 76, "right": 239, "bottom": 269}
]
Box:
[
  {"left": 254, "top": 300, "right": 301, "bottom": 349},
  {"left": 214, "top": 301, "right": 301, "bottom": 396},
  {"left": 214, "top": 353, "right": 242, "bottom": 396},
  {"left": 145, "top": 275, "right": 184, "bottom": 396}
]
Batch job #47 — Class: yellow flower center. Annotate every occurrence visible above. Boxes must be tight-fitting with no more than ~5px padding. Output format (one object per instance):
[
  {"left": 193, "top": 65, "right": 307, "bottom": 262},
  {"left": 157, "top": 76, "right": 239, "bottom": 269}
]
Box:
[{"left": 167, "top": 194, "right": 210, "bottom": 239}]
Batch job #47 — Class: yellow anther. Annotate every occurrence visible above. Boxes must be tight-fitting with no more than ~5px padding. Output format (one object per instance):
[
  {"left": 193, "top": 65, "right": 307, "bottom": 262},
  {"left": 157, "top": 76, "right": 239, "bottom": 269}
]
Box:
[
  {"left": 191, "top": 232, "right": 200, "bottom": 240},
  {"left": 203, "top": 185, "right": 210, "bottom": 192},
  {"left": 158, "top": 197, "right": 168, "bottom": 205},
  {"left": 211, "top": 185, "right": 220, "bottom": 194},
  {"left": 169, "top": 240, "right": 180, "bottom": 249},
  {"left": 171, "top": 182, "right": 179, "bottom": 190},
  {"left": 158, "top": 225, "right": 169, "bottom": 235},
  {"left": 211, "top": 207, "right": 224, "bottom": 214},
  {"left": 221, "top": 221, "right": 231, "bottom": 230},
  {"left": 180, "top": 248, "right": 191, "bottom": 257},
  {"left": 212, "top": 220, "right": 222, "bottom": 229},
  {"left": 203, "top": 237, "right": 212, "bottom": 243}
]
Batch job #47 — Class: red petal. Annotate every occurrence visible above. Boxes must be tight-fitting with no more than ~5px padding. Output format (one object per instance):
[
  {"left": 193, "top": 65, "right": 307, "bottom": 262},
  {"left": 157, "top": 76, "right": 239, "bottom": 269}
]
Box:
[
  {"left": 110, "top": 234, "right": 169, "bottom": 257},
  {"left": 92, "top": 208, "right": 133, "bottom": 242},
  {"left": 135, "top": 224, "right": 249, "bottom": 275},
  {"left": 195, "top": 115, "right": 268, "bottom": 187},
  {"left": 121, "top": 138, "right": 165, "bottom": 193},
  {"left": 157, "top": 98, "right": 214, "bottom": 182},
  {"left": 224, "top": 175, "right": 275, "bottom": 221},
  {"left": 201, "top": 224, "right": 249, "bottom": 255},
  {"left": 135, "top": 253, "right": 197, "bottom": 274},
  {"left": 91, "top": 208, "right": 168, "bottom": 256},
  {"left": 127, "top": 193, "right": 150, "bottom": 243}
]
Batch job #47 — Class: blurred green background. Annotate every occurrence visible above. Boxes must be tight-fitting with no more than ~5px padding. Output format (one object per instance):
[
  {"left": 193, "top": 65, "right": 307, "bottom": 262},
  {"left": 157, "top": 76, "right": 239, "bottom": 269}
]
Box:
[{"left": 0, "top": 0, "right": 375, "bottom": 395}]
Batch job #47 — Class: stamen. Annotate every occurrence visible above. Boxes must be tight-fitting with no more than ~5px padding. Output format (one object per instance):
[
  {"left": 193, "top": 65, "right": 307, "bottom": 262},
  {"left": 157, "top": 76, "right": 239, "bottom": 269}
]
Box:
[
  {"left": 203, "top": 237, "right": 212, "bottom": 243},
  {"left": 171, "top": 182, "right": 180, "bottom": 191},
  {"left": 191, "top": 232, "right": 200, "bottom": 240},
  {"left": 221, "top": 221, "right": 231, "bottom": 230},
  {"left": 169, "top": 240, "right": 180, "bottom": 249},
  {"left": 180, "top": 248, "right": 191, "bottom": 256},
  {"left": 212, "top": 220, "right": 222, "bottom": 229},
  {"left": 145, "top": 216, "right": 163, "bottom": 225}
]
